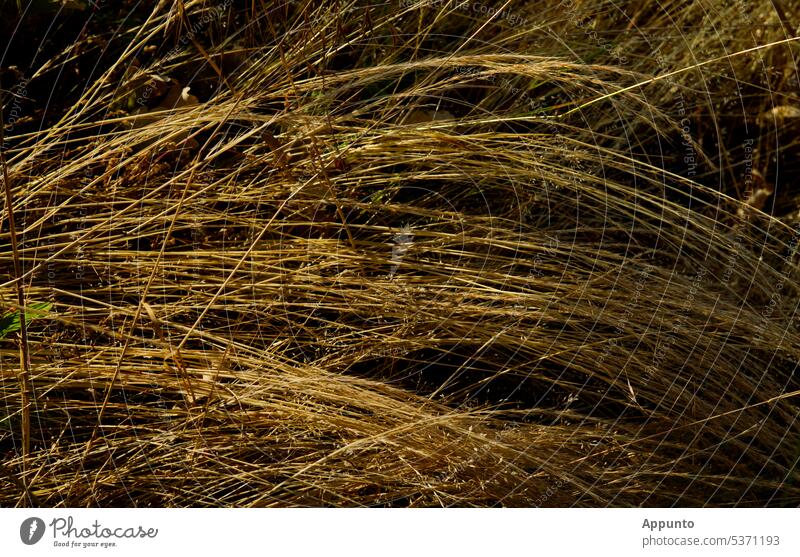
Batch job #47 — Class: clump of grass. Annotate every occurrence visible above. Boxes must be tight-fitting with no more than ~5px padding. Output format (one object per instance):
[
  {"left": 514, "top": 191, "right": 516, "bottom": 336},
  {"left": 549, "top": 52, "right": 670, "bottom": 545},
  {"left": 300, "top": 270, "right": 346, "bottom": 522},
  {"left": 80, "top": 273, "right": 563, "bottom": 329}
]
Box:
[{"left": 1, "top": 0, "right": 799, "bottom": 507}]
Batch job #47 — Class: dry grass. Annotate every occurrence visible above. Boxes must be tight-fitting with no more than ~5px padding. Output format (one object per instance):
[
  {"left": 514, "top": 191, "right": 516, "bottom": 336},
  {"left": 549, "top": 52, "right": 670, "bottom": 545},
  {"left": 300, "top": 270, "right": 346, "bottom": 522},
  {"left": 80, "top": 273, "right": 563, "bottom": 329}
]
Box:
[{"left": 1, "top": 0, "right": 799, "bottom": 506}]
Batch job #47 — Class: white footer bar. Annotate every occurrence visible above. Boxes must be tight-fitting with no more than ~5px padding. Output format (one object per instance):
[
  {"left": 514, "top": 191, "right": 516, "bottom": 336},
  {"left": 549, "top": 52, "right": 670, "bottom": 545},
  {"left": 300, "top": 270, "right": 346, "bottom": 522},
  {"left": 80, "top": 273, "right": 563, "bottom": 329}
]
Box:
[{"left": 1, "top": 509, "right": 797, "bottom": 556}]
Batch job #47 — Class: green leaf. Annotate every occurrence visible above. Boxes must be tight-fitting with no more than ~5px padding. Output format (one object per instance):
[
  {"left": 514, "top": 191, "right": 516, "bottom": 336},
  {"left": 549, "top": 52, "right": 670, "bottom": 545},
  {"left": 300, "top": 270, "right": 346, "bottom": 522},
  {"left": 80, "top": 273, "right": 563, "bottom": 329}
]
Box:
[
  {"left": 0, "top": 302, "right": 53, "bottom": 339},
  {"left": 370, "top": 189, "right": 388, "bottom": 204}
]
